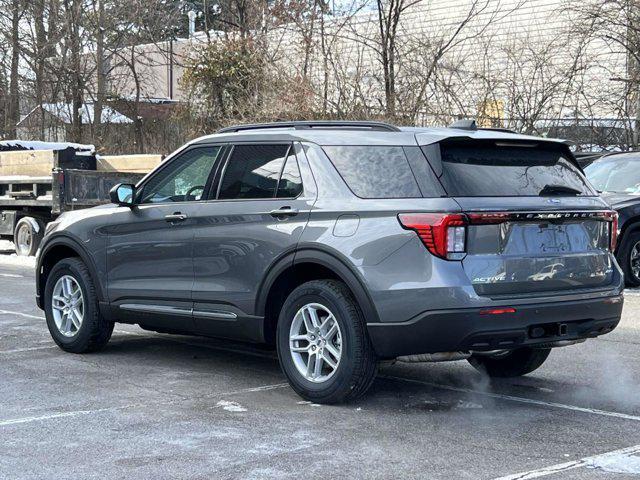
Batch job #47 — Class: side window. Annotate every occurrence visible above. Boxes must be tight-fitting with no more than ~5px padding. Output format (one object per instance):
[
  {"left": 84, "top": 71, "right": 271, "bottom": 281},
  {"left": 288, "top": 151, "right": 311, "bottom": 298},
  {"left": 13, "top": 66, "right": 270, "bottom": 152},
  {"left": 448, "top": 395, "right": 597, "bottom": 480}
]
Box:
[
  {"left": 276, "top": 152, "right": 303, "bottom": 198},
  {"left": 323, "top": 146, "right": 422, "bottom": 198},
  {"left": 139, "top": 147, "right": 222, "bottom": 204},
  {"left": 218, "top": 144, "right": 290, "bottom": 199}
]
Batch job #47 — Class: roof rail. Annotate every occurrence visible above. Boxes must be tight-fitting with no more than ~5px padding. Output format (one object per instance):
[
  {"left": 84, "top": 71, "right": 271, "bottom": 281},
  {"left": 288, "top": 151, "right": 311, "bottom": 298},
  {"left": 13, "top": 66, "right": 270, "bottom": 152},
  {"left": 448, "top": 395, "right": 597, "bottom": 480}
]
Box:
[{"left": 216, "top": 120, "right": 401, "bottom": 133}]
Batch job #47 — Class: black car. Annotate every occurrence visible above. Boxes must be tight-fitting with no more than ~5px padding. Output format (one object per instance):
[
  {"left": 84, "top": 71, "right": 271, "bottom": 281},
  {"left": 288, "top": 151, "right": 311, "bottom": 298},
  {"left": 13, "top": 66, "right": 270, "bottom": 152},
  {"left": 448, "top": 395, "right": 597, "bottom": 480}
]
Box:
[{"left": 585, "top": 152, "right": 640, "bottom": 286}]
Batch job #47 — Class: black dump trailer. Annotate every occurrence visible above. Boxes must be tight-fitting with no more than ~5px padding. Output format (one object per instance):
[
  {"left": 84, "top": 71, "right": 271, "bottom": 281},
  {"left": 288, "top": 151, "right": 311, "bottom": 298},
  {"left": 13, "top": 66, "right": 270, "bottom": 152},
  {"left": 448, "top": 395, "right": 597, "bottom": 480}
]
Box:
[{"left": 0, "top": 141, "right": 145, "bottom": 255}]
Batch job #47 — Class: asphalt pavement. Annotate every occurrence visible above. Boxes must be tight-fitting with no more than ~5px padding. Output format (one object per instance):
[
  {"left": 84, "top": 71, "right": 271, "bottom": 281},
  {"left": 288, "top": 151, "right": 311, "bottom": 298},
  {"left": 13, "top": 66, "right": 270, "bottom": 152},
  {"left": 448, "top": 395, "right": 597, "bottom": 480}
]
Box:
[{"left": 1, "top": 255, "right": 640, "bottom": 479}]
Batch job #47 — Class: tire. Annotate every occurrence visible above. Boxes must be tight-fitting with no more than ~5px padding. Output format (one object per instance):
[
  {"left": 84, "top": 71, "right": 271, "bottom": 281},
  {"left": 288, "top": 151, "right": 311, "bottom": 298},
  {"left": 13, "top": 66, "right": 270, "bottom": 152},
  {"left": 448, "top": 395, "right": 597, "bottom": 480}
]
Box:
[
  {"left": 14, "top": 217, "right": 44, "bottom": 256},
  {"left": 44, "top": 257, "right": 113, "bottom": 353},
  {"left": 276, "top": 279, "right": 378, "bottom": 404},
  {"left": 617, "top": 231, "right": 640, "bottom": 287},
  {"left": 468, "top": 347, "right": 551, "bottom": 378}
]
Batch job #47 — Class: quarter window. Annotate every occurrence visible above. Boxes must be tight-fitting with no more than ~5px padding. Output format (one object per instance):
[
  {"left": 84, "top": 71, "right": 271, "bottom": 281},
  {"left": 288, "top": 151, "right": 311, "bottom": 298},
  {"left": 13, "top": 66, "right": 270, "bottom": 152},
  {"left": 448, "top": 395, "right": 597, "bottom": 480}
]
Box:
[
  {"left": 277, "top": 152, "right": 303, "bottom": 198},
  {"left": 323, "top": 146, "right": 423, "bottom": 198}
]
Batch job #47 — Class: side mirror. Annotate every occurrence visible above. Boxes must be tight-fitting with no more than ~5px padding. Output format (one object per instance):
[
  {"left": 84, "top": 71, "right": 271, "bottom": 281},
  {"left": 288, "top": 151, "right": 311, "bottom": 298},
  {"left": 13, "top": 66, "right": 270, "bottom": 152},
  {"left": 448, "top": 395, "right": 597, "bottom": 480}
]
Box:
[{"left": 110, "top": 183, "right": 136, "bottom": 206}]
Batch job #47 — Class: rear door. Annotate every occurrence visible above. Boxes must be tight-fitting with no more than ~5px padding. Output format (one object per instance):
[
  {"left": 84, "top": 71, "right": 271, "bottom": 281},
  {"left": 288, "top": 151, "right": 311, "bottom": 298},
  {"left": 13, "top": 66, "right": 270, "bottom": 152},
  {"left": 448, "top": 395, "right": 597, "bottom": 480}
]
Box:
[
  {"left": 422, "top": 139, "right": 615, "bottom": 296},
  {"left": 190, "top": 142, "right": 314, "bottom": 341}
]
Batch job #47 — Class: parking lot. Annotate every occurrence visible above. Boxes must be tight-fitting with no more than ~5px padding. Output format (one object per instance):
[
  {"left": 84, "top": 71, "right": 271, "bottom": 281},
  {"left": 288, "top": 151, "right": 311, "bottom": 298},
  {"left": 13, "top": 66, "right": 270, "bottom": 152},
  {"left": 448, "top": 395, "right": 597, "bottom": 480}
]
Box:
[{"left": 1, "top": 252, "right": 640, "bottom": 479}]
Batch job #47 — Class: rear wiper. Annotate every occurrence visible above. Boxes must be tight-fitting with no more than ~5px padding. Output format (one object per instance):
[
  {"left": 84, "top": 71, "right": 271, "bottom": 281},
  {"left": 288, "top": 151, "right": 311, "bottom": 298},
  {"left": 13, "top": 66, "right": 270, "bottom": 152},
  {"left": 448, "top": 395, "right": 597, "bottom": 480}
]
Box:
[{"left": 539, "top": 184, "right": 582, "bottom": 196}]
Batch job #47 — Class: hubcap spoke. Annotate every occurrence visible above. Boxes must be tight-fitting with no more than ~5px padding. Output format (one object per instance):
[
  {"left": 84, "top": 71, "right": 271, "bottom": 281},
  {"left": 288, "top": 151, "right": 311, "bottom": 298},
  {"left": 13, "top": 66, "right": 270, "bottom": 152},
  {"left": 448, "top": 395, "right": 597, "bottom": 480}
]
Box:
[
  {"left": 289, "top": 302, "right": 343, "bottom": 383},
  {"left": 321, "top": 351, "right": 337, "bottom": 369}
]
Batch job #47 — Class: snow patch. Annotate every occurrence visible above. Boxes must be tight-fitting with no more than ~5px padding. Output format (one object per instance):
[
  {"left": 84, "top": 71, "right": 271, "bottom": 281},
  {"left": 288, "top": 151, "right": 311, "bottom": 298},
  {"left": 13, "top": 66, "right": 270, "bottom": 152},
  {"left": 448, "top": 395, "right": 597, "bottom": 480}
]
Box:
[
  {"left": 215, "top": 400, "right": 247, "bottom": 413},
  {"left": 587, "top": 453, "right": 640, "bottom": 474},
  {"left": 0, "top": 139, "right": 95, "bottom": 152}
]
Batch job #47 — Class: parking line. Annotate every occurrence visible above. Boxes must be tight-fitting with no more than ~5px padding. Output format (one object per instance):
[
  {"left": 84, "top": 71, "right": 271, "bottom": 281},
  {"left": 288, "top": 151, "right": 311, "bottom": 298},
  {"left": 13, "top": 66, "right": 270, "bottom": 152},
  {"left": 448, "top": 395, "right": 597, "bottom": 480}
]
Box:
[
  {"left": 383, "top": 375, "right": 640, "bottom": 422},
  {"left": 5, "top": 307, "right": 639, "bottom": 423},
  {"left": 0, "top": 345, "right": 57, "bottom": 355},
  {"left": 0, "top": 382, "right": 289, "bottom": 428},
  {"left": 0, "top": 309, "right": 45, "bottom": 320},
  {"left": 492, "top": 443, "right": 640, "bottom": 479}
]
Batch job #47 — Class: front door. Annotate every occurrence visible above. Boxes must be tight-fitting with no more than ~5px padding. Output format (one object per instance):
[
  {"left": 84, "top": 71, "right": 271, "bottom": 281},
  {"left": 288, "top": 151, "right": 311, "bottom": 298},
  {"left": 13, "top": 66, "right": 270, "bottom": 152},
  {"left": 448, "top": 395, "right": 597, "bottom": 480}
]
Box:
[
  {"left": 106, "top": 145, "right": 224, "bottom": 328},
  {"left": 191, "top": 142, "right": 314, "bottom": 341}
]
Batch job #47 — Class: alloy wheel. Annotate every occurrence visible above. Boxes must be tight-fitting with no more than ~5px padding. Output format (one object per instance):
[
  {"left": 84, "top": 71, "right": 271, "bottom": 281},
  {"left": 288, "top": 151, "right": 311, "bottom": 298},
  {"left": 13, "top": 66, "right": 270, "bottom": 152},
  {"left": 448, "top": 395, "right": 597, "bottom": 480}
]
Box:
[
  {"left": 51, "top": 275, "right": 84, "bottom": 337},
  {"left": 289, "top": 303, "right": 343, "bottom": 383}
]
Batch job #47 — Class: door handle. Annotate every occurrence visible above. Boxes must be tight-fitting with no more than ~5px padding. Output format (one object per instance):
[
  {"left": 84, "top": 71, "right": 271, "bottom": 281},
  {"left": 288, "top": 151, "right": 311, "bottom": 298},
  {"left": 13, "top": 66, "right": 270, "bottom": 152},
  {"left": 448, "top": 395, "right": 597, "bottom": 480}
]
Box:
[
  {"left": 269, "top": 207, "right": 299, "bottom": 218},
  {"left": 165, "top": 212, "right": 187, "bottom": 223}
]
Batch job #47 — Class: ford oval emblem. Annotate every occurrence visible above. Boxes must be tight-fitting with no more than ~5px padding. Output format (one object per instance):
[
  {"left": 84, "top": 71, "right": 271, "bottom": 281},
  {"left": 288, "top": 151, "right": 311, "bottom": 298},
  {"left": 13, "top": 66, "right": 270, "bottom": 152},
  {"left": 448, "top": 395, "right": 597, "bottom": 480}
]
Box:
[{"left": 548, "top": 198, "right": 561, "bottom": 204}]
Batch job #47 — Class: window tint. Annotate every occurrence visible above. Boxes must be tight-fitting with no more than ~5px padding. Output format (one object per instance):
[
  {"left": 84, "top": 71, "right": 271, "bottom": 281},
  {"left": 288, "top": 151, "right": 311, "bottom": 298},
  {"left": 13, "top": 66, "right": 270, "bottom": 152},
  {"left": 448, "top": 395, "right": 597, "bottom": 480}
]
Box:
[
  {"left": 218, "top": 144, "right": 289, "bottom": 199},
  {"left": 277, "top": 153, "right": 303, "bottom": 198},
  {"left": 435, "top": 142, "right": 593, "bottom": 197},
  {"left": 323, "top": 146, "right": 422, "bottom": 198},
  {"left": 140, "top": 147, "right": 221, "bottom": 203}
]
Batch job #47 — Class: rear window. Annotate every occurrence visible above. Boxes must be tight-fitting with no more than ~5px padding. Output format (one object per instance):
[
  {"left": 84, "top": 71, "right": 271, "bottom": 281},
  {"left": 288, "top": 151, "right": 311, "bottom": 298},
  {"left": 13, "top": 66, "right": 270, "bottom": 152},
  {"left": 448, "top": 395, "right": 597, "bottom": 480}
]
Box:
[
  {"left": 323, "top": 146, "right": 441, "bottom": 198},
  {"left": 434, "top": 142, "right": 593, "bottom": 197}
]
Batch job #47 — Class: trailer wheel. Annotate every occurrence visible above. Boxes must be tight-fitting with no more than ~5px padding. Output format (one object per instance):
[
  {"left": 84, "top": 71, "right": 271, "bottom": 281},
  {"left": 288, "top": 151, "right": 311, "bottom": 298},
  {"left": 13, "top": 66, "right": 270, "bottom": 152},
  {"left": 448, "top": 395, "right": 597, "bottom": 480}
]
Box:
[{"left": 14, "top": 217, "right": 43, "bottom": 256}]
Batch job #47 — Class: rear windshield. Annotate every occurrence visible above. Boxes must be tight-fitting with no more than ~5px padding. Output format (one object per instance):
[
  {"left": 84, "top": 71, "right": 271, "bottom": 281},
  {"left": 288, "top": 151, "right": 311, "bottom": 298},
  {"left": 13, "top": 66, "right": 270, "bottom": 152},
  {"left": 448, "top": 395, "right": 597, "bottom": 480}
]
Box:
[
  {"left": 434, "top": 142, "right": 593, "bottom": 197},
  {"left": 323, "top": 145, "right": 442, "bottom": 198}
]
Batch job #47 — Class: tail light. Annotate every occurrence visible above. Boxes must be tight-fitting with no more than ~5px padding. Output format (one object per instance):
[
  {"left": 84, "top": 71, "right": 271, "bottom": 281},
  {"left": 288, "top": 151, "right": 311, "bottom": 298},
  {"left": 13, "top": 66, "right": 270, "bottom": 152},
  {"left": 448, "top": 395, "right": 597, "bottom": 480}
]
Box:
[
  {"left": 609, "top": 211, "right": 619, "bottom": 252},
  {"left": 398, "top": 213, "right": 467, "bottom": 260}
]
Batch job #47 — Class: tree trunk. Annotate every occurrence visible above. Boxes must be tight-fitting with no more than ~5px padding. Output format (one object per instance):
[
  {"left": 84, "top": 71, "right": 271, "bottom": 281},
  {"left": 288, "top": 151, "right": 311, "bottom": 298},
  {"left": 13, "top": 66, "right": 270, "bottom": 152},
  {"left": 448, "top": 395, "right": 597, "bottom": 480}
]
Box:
[
  {"left": 94, "top": 0, "right": 105, "bottom": 142},
  {"left": 34, "top": 0, "right": 48, "bottom": 138},
  {"left": 68, "top": 0, "right": 83, "bottom": 143},
  {"left": 7, "top": 0, "right": 21, "bottom": 138}
]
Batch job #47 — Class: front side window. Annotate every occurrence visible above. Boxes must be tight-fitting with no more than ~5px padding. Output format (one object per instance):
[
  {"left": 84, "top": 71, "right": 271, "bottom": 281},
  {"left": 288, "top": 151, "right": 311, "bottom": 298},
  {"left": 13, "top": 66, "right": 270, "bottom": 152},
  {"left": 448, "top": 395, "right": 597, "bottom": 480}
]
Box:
[
  {"left": 218, "top": 144, "right": 295, "bottom": 199},
  {"left": 139, "top": 147, "right": 222, "bottom": 203}
]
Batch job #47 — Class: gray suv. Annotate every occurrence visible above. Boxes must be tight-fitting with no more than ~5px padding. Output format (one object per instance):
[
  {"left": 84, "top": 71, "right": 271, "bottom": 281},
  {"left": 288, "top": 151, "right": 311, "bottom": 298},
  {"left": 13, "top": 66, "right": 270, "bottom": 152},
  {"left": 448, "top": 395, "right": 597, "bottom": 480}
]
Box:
[{"left": 35, "top": 121, "right": 624, "bottom": 403}]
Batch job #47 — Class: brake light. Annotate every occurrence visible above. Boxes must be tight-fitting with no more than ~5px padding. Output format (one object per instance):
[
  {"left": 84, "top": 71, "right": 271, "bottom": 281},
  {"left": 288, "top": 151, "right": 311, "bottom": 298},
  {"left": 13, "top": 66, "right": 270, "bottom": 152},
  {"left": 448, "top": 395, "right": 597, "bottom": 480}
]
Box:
[
  {"left": 479, "top": 307, "right": 516, "bottom": 315},
  {"left": 398, "top": 213, "right": 467, "bottom": 260}
]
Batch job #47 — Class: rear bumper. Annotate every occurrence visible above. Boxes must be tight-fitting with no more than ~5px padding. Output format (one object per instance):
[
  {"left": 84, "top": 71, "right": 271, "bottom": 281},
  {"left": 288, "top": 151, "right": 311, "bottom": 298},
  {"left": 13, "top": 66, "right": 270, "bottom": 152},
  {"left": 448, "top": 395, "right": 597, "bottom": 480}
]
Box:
[{"left": 367, "top": 295, "right": 624, "bottom": 358}]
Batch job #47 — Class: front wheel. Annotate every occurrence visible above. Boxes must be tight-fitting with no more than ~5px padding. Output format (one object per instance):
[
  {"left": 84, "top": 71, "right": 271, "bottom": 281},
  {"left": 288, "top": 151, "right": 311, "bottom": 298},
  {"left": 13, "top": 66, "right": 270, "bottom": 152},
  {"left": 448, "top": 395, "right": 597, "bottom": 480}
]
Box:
[
  {"left": 276, "top": 280, "right": 378, "bottom": 404},
  {"left": 44, "top": 257, "right": 113, "bottom": 353},
  {"left": 468, "top": 347, "right": 551, "bottom": 378}
]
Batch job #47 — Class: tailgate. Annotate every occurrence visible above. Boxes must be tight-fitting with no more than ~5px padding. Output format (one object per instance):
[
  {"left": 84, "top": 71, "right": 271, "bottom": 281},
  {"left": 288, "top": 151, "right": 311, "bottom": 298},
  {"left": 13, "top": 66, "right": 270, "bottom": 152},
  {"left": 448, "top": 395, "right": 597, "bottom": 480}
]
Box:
[{"left": 460, "top": 207, "right": 615, "bottom": 296}]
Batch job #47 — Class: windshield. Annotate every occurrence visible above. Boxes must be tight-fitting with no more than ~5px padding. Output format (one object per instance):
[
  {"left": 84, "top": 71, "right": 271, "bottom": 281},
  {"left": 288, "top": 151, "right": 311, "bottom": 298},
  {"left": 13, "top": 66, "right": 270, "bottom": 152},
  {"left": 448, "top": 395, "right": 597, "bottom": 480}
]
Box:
[{"left": 584, "top": 156, "right": 640, "bottom": 194}]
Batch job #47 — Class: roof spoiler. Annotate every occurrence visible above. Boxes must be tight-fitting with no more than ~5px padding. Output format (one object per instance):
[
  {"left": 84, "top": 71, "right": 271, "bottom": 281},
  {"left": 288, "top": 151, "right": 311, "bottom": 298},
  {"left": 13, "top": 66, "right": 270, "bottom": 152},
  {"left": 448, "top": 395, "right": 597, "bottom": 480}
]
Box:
[
  {"left": 450, "top": 119, "right": 477, "bottom": 130},
  {"left": 217, "top": 120, "right": 401, "bottom": 133},
  {"left": 449, "top": 119, "right": 518, "bottom": 134}
]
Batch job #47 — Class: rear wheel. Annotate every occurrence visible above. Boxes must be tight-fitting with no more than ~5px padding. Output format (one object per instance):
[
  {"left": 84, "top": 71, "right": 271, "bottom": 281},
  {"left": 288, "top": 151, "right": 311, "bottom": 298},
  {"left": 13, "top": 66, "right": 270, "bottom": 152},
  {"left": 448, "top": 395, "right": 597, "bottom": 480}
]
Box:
[
  {"left": 468, "top": 347, "right": 551, "bottom": 378},
  {"left": 618, "top": 231, "right": 640, "bottom": 287},
  {"left": 44, "top": 257, "right": 113, "bottom": 353},
  {"left": 276, "top": 280, "right": 378, "bottom": 404},
  {"left": 14, "top": 217, "right": 43, "bottom": 256}
]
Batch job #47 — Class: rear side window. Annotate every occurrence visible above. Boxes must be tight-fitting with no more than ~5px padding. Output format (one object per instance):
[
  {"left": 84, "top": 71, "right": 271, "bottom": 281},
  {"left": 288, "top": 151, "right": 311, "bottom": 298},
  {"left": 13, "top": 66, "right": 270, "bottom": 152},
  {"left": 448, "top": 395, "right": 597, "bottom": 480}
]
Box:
[
  {"left": 434, "top": 142, "right": 593, "bottom": 197},
  {"left": 218, "top": 144, "right": 289, "bottom": 199},
  {"left": 323, "top": 146, "right": 424, "bottom": 198}
]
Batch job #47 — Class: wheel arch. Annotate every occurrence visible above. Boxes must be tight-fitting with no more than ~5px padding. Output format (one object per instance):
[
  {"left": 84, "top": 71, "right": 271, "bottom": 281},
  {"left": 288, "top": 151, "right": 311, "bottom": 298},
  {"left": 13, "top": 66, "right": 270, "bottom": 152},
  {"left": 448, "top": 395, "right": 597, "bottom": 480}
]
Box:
[
  {"left": 256, "top": 248, "right": 380, "bottom": 345},
  {"left": 619, "top": 217, "right": 640, "bottom": 249},
  {"left": 37, "top": 236, "right": 106, "bottom": 309}
]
